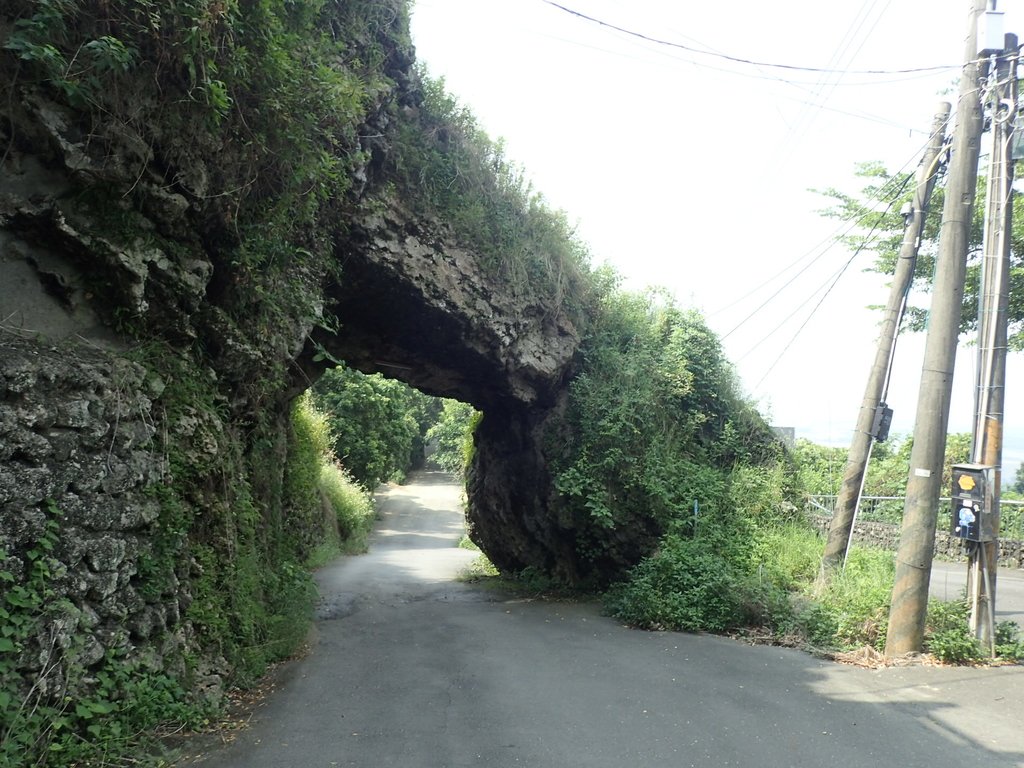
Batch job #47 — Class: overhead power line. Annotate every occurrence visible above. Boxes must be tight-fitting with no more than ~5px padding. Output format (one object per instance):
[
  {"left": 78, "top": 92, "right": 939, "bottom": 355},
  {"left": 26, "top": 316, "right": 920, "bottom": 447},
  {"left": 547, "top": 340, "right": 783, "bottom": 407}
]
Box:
[
  {"left": 746, "top": 173, "right": 914, "bottom": 390},
  {"left": 749, "top": 185, "right": 909, "bottom": 391},
  {"left": 720, "top": 161, "right": 919, "bottom": 340},
  {"left": 541, "top": 0, "right": 962, "bottom": 76}
]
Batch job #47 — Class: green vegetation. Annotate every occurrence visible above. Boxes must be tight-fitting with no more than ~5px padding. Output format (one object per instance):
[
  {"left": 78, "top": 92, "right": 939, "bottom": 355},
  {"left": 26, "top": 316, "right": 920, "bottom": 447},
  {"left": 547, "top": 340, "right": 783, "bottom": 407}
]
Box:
[
  {"left": 604, "top": 509, "right": 1023, "bottom": 663},
  {"left": 287, "top": 393, "right": 378, "bottom": 559},
  {"left": 143, "top": 350, "right": 321, "bottom": 686},
  {"left": 589, "top": 362, "right": 1020, "bottom": 661},
  {"left": 0, "top": 508, "right": 214, "bottom": 767},
  {"left": 547, "top": 288, "right": 782, "bottom": 581},
  {"left": 319, "top": 461, "right": 377, "bottom": 555},
  {"left": 793, "top": 432, "right": 972, "bottom": 501},
  {"left": 0, "top": 355, "right": 380, "bottom": 766},
  {"left": 7, "top": 6, "right": 1022, "bottom": 767},
  {"left": 391, "top": 74, "right": 591, "bottom": 311},
  {"left": 312, "top": 364, "right": 441, "bottom": 489},
  {"left": 816, "top": 162, "right": 1024, "bottom": 348},
  {"left": 427, "top": 400, "right": 481, "bottom": 475}
]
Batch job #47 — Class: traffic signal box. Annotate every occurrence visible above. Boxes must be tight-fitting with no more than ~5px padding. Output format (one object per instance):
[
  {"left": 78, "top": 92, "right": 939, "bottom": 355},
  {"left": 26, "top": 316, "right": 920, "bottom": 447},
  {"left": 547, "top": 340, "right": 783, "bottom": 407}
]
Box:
[{"left": 950, "top": 463, "right": 997, "bottom": 542}]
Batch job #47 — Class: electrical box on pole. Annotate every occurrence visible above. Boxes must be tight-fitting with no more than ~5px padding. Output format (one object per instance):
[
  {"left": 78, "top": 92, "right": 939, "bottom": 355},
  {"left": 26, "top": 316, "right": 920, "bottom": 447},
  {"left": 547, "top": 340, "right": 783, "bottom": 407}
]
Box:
[
  {"left": 870, "top": 404, "right": 893, "bottom": 442},
  {"left": 978, "top": 8, "right": 1005, "bottom": 53},
  {"left": 951, "top": 464, "right": 998, "bottom": 542}
]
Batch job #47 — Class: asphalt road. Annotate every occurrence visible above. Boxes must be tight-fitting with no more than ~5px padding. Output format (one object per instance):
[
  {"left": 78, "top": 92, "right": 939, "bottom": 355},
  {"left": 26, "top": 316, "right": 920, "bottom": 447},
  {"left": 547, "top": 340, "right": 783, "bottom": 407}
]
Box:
[
  {"left": 182, "top": 472, "right": 1024, "bottom": 768},
  {"left": 930, "top": 559, "right": 1024, "bottom": 627}
]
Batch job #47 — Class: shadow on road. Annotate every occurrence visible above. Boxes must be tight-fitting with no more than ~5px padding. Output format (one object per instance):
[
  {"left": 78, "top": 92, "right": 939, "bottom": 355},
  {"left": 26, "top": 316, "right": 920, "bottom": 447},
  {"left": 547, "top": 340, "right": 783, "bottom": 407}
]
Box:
[{"left": 179, "top": 472, "right": 1024, "bottom": 768}]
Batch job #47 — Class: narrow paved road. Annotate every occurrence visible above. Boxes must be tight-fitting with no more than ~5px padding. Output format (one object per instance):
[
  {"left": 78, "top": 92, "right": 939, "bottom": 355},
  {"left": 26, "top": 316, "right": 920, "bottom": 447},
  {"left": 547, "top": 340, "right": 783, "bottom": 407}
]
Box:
[
  {"left": 930, "top": 559, "right": 1024, "bottom": 627},
  {"left": 184, "top": 471, "right": 1024, "bottom": 768}
]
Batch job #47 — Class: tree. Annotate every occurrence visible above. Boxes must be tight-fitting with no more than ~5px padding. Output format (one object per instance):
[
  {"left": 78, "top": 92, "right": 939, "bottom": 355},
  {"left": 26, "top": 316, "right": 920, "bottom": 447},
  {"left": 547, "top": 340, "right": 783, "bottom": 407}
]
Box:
[
  {"left": 1011, "top": 463, "right": 1024, "bottom": 496},
  {"left": 425, "top": 399, "right": 479, "bottom": 475},
  {"left": 790, "top": 433, "right": 971, "bottom": 499},
  {"left": 312, "top": 364, "right": 438, "bottom": 489},
  {"left": 816, "top": 163, "right": 1024, "bottom": 348},
  {"left": 791, "top": 439, "right": 847, "bottom": 496}
]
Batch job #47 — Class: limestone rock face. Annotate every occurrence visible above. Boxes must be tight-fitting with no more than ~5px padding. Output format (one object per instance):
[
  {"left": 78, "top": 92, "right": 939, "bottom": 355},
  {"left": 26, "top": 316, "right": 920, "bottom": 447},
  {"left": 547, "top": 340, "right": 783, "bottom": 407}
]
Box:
[
  {"left": 312, "top": 205, "right": 578, "bottom": 409},
  {"left": 304, "top": 202, "right": 584, "bottom": 578},
  {"left": 0, "top": 0, "right": 588, "bottom": 708}
]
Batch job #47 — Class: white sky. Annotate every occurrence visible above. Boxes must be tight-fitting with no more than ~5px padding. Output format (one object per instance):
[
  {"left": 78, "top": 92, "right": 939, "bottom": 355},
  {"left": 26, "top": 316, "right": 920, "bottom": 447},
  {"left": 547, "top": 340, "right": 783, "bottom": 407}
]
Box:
[{"left": 409, "top": 0, "right": 1024, "bottom": 468}]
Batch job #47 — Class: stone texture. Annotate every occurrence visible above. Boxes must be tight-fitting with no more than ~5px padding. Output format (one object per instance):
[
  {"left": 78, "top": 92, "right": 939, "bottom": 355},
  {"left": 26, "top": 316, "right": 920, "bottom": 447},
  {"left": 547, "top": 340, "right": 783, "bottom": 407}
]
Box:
[
  {"left": 809, "top": 513, "right": 1024, "bottom": 569},
  {"left": 0, "top": 335, "right": 185, "bottom": 687},
  {"left": 304, "top": 203, "right": 584, "bottom": 578},
  {"left": 0, "top": 0, "right": 586, "bottom": 711}
]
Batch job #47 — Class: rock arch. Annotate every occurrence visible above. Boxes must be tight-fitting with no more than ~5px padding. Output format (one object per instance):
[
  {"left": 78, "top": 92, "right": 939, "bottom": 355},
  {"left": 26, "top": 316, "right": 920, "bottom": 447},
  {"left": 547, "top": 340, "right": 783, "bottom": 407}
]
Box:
[{"left": 299, "top": 202, "right": 584, "bottom": 580}]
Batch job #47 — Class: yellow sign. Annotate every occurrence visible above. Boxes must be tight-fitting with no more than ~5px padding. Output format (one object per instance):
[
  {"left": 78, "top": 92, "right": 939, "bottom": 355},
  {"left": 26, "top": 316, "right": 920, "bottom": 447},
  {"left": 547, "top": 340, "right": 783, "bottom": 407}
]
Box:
[{"left": 957, "top": 474, "right": 977, "bottom": 491}]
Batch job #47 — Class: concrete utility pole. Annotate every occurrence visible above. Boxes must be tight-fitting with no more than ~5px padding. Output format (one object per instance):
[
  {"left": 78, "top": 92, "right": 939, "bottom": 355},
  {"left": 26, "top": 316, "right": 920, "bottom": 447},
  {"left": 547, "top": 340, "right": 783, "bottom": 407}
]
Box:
[
  {"left": 969, "top": 32, "right": 1018, "bottom": 652},
  {"left": 885, "top": 0, "right": 989, "bottom": 657},
  {"left": 819, "top": 104, "right": 951, "bottom": 579}
]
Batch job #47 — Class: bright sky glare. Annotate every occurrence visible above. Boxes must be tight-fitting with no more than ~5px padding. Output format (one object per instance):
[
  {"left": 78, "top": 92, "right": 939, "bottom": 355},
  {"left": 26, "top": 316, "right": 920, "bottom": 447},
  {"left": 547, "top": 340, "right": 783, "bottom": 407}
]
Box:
[{"left": 409, "top": 0, "right": 1024, "bottom": 467}]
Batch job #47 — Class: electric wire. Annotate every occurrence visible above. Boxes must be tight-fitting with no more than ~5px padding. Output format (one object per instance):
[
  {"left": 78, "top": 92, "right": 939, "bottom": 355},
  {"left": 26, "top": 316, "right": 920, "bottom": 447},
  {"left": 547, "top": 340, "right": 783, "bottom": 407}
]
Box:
[
  {"left": 777, "top": 0, "right": 893, "bottom": 164},
  {"left": 744, "top": 164, "right": 924, "bottom": 391},
  {"left": 717, "top": 123, "right": 937, "bottom": 335},
  {"left": 541, "top": 0, "right": 962, "bottom": 76},
  {"left": 718, "top": 76, "right": 986, "bottom": 349},
  {"left": 738, "top": 171, "right": 913, "bottom": 365},
  {"left": 535, "top": 27, "right": 940, "bottom": 135},
  {"left": 535, "top": 8, "right": 947, "bottom": 88}
]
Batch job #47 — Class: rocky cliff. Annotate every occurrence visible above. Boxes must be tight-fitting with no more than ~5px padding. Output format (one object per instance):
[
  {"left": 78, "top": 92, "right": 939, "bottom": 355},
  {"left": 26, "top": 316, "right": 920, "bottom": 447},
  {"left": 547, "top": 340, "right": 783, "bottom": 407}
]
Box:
[{"left": 0, "top": 2, "right": 591, "bottom": 747}]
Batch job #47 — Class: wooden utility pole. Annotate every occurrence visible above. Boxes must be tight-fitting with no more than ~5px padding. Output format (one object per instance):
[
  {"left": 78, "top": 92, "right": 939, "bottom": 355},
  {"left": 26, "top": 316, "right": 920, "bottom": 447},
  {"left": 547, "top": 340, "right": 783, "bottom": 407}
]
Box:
[
  {"left": 819, "top": 103, "right": 950, "bottom": 579},
  {"left": 885, "top": 0, "right": 989, "bottom": 657},
  {"left": 969, "top": 32, "right": 1017, "bottom": 653}
]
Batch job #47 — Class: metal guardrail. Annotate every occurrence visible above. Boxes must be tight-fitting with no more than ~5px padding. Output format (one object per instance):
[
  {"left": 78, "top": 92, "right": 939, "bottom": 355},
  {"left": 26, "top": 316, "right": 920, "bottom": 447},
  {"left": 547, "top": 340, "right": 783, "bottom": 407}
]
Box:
[{"left": 806, "top": 495, "right": 1024, "bottom": 539}]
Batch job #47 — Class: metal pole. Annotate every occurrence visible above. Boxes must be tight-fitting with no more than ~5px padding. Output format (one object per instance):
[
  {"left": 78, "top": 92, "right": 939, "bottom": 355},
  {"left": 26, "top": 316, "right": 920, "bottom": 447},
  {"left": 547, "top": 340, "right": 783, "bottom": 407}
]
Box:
[
  {"left": 819, "top": 104, "right": 950, "bottom": 579},
  {"left": 885, "top": 0, "right": 989, "bottom": 657}
]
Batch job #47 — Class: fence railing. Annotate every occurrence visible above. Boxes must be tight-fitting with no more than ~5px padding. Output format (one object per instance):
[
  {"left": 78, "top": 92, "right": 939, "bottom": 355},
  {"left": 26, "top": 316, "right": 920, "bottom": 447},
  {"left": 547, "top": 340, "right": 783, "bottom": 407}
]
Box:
[{"left": 806, "top": 495, "right": 1024, "bottom": 540}]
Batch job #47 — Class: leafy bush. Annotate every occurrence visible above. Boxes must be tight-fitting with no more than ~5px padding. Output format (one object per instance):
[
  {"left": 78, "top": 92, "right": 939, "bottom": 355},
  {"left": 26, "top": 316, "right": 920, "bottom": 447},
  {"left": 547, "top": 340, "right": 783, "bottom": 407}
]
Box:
[
  {"left": 750, "top": 524, "right": 824, "bottom": 589},
  {"left": 791, "top": 440, "right": 848, "bottom": 496},
  {"left": 925, "top": 599, "right": 984, "bottom": 663},
  {"left": 426, "top": 399, "right": 480, "bottom": 475},
  {"left": 284, "top": 393, "right": 335, "bottom": 558},
  {"left": 995, "top": 620, "right": 1024, "bottom": 661},
  {"left": 605, "top": 535, "right": 756, "bottom": 633},
  {"left": 792, "top": 432, "right": 971, "bottom": 501},
  {"left": 548, "top": 290, "right": 782, "bottom": 577},
  {"left": 1, "top": 514, "right": 214, "bottom": 767},
  {"left": 320, "top": 461, "right": 377, "bottom": 553},
  {"left": 783, "top": 547, "right": 894, "bottom": 651},
  {"left": 313, "top": 364, "right": 438, "bottom": 489}
]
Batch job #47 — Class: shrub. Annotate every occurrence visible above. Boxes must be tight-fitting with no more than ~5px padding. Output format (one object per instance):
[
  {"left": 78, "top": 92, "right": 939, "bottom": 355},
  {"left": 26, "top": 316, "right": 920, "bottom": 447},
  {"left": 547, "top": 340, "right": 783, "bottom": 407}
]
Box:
[
  {"left": 809, "top": 548, "right": 894, "bottom": 650},
  {"left": 605, "top": 535, "right": 754, "bottom": 633},
  {"left": 548, "top": 291, "right": 782, "bottom": 579},
  {"left": 426, "top": 399, "right": 480, "bottom": 475},
  {"left": 320, "top": 461, "right": 376, "bottom": 553},
  {"left": 995, "top": 620, "right": 1024, "bottom": 661},
  {"left": 925, "top": 599, "right": 984, "bottom": 663},
  {"left": 750, "top": 524, "right": 824, "bottom": 589},
  {"left": 284, "top": 393, "right": 334, "bottom": 558},
  {"left": 313, "top": 364, "right": 436, "bottom": 489}
]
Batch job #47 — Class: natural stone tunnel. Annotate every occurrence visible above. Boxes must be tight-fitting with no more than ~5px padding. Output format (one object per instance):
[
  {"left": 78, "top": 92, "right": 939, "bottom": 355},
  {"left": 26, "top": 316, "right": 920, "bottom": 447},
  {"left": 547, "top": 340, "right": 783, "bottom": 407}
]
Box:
[
  {"left": 0, "top": 84, "right": 590, "bottom": 691},
  {"left": 299, "top": 203, "right": 584, "bottom": 578},
  {"left": 0, "top": 0, "right": 603, "bottom": 720}
]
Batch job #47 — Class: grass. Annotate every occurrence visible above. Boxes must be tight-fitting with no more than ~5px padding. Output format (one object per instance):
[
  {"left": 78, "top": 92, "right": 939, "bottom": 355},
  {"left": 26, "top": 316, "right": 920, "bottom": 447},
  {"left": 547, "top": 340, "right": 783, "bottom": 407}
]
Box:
[
  {"left": 603, "top": 518, "right": 1023, "bottom": 665},
  {"left": 320, "top": 461, "right": 377, "bottom": 554}
]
